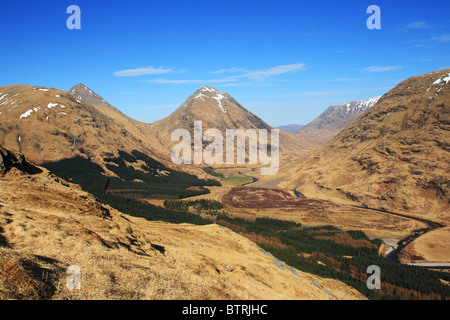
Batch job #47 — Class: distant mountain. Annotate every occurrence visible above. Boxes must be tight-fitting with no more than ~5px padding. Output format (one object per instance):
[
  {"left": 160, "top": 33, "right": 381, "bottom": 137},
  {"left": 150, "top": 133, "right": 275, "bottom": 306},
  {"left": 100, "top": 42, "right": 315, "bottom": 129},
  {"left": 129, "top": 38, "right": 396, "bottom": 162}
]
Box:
[
  {"left": 277, "top": 124, "right": 304, "bottom": 132},
  {"left": 69, "top": 83, "right": 112, "bottom": 108},
  {"left": 295, "top": 96, "right": 381, "bottom": 145},
  {"left": 278, "top": 68, "right": 450, "bottom": 221},
  {"left": 153, "top": 86, "right": 316, "bottom": 167}
]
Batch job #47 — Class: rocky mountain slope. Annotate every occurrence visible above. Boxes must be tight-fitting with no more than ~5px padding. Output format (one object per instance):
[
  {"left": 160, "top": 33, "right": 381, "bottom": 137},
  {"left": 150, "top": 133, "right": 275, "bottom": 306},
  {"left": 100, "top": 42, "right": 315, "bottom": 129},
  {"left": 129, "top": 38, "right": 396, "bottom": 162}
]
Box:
[
  {"left": 69, "top": 83, "right": 116, "bottom": 109},
  {"left": 0, "top": 145, "right": 364, "bottom": 300},
  {"left": 278, "top": 69, "right": 450, "bottom": 224},
  {"left": 296, "top": 96, "right": 381, "bottom": 145}
]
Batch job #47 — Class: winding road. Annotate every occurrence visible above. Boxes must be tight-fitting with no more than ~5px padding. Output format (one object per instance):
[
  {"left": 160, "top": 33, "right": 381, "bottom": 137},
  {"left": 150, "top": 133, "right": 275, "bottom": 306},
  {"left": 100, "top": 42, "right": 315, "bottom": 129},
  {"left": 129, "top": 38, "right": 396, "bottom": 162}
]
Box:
[
  {"left": 336, "top": 204, "right": 448, "bottom": 268},
  {"left": 224, "top": 173, "right": 448, "bottom": 269}
]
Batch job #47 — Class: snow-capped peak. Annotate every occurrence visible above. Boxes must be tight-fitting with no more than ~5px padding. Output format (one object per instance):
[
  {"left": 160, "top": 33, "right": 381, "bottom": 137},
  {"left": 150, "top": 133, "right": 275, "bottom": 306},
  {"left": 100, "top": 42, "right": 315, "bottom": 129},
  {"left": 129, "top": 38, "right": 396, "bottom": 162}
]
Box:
[
  {"left": 334, "top": 96, "right": 381, "bottom": 116},
  {"left": 433, "top": 72, "right": 450, "bottom": 85},
  {"left": 192, "top": 87, "right": 229, "bottom": 113},
  {"left": 199, "top": 86, "right": 220, "bottom": 93}
]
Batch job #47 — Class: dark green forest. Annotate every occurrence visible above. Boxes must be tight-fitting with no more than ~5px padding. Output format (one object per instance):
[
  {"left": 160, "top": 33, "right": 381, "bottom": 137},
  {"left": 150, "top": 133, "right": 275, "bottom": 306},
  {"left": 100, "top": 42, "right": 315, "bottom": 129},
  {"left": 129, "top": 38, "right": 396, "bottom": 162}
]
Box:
[
  {"left": 216, "top": 214, "right": 450, "bottom": 300},
  {"left": 42, "top": 150, "right": 219, "bottom": 225},
  {"left": 164, "top": 199, "right": 223, "bottom": 213}
]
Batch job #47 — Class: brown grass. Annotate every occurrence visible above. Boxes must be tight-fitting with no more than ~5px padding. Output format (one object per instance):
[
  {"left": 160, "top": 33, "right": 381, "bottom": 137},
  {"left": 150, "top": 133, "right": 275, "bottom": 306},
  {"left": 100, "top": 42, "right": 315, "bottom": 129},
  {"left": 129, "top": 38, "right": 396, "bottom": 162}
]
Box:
[
  {"left": 401, "top": 227, "right": 450, "bottom": 263},
  {"left": 0, "top": 167, "right": 365, "bottom": 300},
  {"left": 313, "top": 233, "right": 378, "bottom": 249},
  {"left": 0, "top": 249, "right": 62, "bottom": 300},
  {"left": 221, "top": 187, "right": 425, "bottom": 239}
]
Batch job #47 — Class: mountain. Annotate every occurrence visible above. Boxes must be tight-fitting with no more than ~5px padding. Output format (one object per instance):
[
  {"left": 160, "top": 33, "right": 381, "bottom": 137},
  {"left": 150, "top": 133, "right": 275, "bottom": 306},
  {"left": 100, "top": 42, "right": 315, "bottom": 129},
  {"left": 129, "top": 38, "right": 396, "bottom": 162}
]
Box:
[
  {"left": 0, "top": 84, "right": 162, "bottom": 164},
  {"left": 0, "top": 145, "right": 363, "bottom": 300},
  {"left": 277, "top": 124, "right": 304, "bottom": 132},
  {"left": 0, "top": 84, "right": 217, "bottom": 178},
  {"left": 278, "top": 69, "right": 450, "bottom": 223},
  {"left": 153, "top": 86, "right": 272, "bottom": 138},
  {"left": 68, "top": 83, "right": 114, "bottom": 109},
  {"left": 0, "top": 83, "right": 225, "bottom": 211},
  {"left": 295, "top": 96, "right": 381, "bottom": 145},
  {"left": 153, "top": 86, "right": 316, "bottom": 169},
  {"left": 0, "top": 144, "right": 42, "bottom": 175}
]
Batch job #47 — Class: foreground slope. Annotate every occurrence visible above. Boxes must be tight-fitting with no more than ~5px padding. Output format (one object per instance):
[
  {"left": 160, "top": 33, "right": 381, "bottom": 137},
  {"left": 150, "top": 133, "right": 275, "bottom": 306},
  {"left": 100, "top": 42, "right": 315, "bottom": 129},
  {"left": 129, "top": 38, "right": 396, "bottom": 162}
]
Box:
[
  {"left": 296, "top": 96, "right": 381, "bottom": 145},
  {"left": 0, "top": 146, "right": 363, "bottom": 300},
  {"left": 278, "top": 69, "right": 450, "bottom": 223}
]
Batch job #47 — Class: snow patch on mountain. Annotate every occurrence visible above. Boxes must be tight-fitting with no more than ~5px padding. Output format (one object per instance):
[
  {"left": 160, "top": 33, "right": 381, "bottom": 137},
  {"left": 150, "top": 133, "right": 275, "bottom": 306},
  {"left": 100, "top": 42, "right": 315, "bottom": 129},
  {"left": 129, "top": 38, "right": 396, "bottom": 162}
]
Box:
[
  {"left": 212, "top": 93, "right": 227, "bottom": 113},
  {"left": 20, "top": 107, "right": 40, "bottom": 119},
  {"left": 335, "top": 96, "right": 381, "bottom": 115}
]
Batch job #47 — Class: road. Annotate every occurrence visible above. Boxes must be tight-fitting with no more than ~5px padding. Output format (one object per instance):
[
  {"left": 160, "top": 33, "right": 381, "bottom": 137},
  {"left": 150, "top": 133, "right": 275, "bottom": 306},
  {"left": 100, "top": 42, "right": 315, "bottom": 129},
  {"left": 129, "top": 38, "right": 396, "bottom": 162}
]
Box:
[
  {"left": 221, "top": 174, "right": 449, "bottom": 269},
  {"left": 361, "top": 207, "right": 449, "bottom": 268}
]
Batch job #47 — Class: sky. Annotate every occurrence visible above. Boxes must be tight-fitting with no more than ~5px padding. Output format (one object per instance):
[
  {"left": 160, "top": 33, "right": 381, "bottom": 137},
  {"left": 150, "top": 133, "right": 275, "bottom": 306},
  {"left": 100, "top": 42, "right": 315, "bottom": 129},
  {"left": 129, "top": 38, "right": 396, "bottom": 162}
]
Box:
[{"left": 1, "top": 0, "right": 449, "bottom": 126}]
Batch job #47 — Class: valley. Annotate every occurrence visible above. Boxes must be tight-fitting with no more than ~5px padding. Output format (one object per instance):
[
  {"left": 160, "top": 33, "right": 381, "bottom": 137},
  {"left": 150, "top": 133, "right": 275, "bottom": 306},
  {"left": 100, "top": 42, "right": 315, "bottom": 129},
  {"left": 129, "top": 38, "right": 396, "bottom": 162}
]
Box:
[{"left": 1, "top": 68, "right": 450, "bottom": 300}]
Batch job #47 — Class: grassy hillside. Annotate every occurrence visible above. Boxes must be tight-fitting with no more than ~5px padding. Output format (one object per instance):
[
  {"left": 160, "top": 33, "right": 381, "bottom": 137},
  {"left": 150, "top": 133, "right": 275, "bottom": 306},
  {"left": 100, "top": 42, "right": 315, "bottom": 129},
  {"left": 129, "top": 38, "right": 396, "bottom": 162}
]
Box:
[{"left": 42, "top": 150, "right": 220, "bottom": 225}]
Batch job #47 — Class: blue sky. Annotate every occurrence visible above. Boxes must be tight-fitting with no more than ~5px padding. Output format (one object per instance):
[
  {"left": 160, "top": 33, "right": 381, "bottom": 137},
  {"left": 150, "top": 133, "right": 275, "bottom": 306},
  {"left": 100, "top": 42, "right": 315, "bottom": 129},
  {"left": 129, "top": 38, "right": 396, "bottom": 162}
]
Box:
[{"left": 1, "top": 0, "right": 449, "bottom": 126}]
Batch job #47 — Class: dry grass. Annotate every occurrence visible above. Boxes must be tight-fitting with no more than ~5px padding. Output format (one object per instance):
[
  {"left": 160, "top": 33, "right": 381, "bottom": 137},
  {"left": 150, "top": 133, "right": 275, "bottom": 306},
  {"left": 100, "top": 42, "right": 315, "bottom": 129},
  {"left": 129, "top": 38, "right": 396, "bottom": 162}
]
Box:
[
  {"left": 401, "top": 227, "right": 450, "bottom": 263},
  {"left": 221, "top": 187, "right": 425, "bottom": 239},
  {"left": 0, "top": 249, "right": 62, "bottom": 300},
  {"left": 0, "top": 167, "right": 365, "bottom": 300}
]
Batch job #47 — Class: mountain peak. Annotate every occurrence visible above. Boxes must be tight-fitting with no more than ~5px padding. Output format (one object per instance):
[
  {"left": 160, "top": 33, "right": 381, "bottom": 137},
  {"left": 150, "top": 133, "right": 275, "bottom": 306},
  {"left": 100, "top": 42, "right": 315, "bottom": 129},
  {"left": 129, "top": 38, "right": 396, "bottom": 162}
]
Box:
[
  {"left": 187, "top": 86, "right": 232, "bottom": 114},
  {"left": 193, "top": 86, "right": 225, "bottom": 98},
  {"left": 198, "top": 86, "right": 221, "bottom": 93},
  {"left": 68, "top": 83, "right": 113, "bottom": 108},
  {"left": 296, "top": 95, "right": 381, "bottom": 144},
  {"left": 154, "top": 86, "right": 273, "bottom": 144}
]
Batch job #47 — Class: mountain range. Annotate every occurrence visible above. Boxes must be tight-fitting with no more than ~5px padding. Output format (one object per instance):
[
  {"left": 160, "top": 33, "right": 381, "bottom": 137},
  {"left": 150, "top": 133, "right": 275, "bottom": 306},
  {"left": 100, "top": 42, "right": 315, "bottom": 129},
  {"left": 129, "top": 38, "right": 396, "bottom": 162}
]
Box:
[
  {"left": 1, "top": 68, "right": 450, "bottom": 300},
  {"left": 295, "top": 96, "right": 381, "bottom": 145},
  {"left": 278, "top": 68, "right": 450, "bottom": 223}
]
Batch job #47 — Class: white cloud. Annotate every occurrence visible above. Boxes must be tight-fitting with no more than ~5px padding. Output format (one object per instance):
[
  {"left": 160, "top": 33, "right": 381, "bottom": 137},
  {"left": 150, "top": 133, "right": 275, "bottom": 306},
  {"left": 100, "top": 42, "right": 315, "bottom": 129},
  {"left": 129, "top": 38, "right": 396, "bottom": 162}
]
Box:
[
  {"left": 431, "top": 33, "right": 450, "bottom": 43},
  {"left": 142, "top": 63, "right": 306, "bottom": 85},
  {"left": 144, "top": 78, "right": 235, "bottom": 85},
  {"left": 209, "top": 67, "right": 247, "bottom": 74},
  {"left": 233, "top": 63, "right": 307, "bottom": 81},
  {"left": 267, "top": 87, "right": 392, "bottom": 98},
  {"left": 361, "top": 66, "right": 402, "bottom": 73},
  {"left": 209, "top": 63, "right": 306, "bottom": 80},
  {"left": 398, "top": 21, "right": 431, "bottom": 32},
  {"left": 408, "top": 33, "right": 450, "bottom": 48},
  {"left": 114, "top": 66, "right": 173, "bottom": 77}
]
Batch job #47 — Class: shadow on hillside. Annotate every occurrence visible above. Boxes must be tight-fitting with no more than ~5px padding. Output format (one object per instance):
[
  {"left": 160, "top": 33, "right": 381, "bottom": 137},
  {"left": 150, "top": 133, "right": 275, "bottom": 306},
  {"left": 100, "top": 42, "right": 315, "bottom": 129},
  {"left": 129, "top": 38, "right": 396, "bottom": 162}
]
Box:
[{"left": 0, "top": 226, "right": 9, "bottom": 248}]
